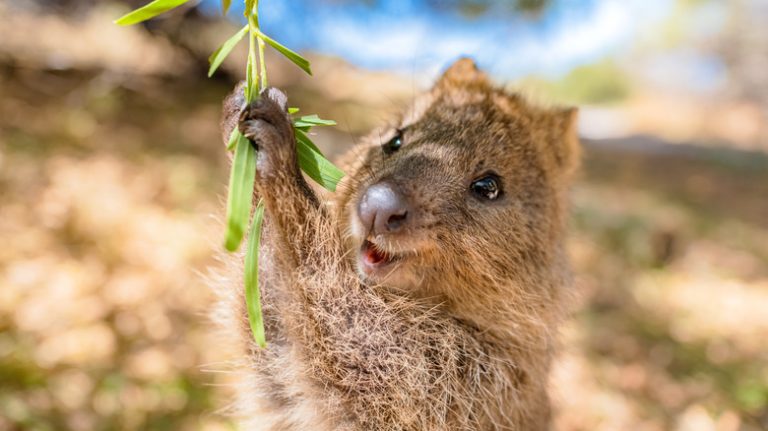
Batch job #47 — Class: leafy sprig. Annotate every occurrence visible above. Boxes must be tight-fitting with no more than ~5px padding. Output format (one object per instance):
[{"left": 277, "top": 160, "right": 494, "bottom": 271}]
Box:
[{"left": 116, "top": 0, "right": 344, "bottom": 347}]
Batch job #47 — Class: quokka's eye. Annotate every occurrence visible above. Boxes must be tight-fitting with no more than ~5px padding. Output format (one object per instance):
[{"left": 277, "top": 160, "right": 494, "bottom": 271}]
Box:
[
  {"left": 383, "top": 130, "right": 403, "bottom": 154},
  {"left": 470, "top": 175, "right": 502, "bottom": 201}
]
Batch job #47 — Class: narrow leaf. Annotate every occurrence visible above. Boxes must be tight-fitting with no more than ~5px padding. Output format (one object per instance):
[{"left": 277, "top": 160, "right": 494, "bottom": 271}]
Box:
[
  {"left": 300, "top": 114, "right": 336, "bottom": 125},
  {"left": 295, "top": 129, "right": 344, "bottom": 191},
  {"left": 226, "top": 128, "right": 240, "bottom": 151},
  {"left": 245, "top": 0, "right": 255, "bottom": 16},
  {"left": 208, "top": 25, "right": 249, "bottom": 77},
  {"left": 114, "top": 0, "right": 190, "bottom": 26},
  {"left": 245, "top": 199, "right": 266, "bottom": 348},
  {"left": 224, "top": 136, "right": 256, "bottom": 251},
  {"left": 221, "top": 0, "right": 232, "bottom": 14},
  {"left": 258, "top": 31, "right": 312, "bottom": 75},
  {"left": 294, "top": 128, "right": 323, "bottom": 153},
  {"left": 293, "top": 114, "right": 336, "bottom": 128}
]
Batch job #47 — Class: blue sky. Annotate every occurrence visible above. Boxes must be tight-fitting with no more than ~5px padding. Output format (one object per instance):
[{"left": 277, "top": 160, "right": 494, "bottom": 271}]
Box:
[{"left": 200, "top": 0, "right": 672, "bottom": 79}]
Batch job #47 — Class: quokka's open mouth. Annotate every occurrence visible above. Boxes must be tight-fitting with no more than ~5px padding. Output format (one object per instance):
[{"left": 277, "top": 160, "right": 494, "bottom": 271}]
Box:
[{"left": 360, "top": 240, "right": 403, "bottom": 273}]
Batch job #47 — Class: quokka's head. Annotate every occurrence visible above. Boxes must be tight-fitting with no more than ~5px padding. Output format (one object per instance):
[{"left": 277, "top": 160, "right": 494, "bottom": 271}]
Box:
[{"left": 337, "top": 58, "right": 580, "bottom": 295}]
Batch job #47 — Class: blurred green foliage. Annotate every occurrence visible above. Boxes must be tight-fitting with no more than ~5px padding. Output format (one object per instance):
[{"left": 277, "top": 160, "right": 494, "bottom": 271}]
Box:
[{"left": 519, "top": 59, "right": 631, "bottom": 105}]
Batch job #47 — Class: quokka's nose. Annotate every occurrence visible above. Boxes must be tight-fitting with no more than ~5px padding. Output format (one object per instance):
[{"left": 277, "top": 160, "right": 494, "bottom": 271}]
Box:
[{"left": 358, "top": 182, "right": 410, "bottom": 236}]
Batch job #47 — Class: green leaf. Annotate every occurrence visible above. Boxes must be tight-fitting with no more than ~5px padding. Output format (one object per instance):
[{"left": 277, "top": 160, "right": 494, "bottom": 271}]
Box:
[
  {"left": 208, "top": 25, "right": 249, "bottom": 77},
  {"left": 226, "top": 128, "right": 240, "bottom": 151},
  {"left": 221, "top": 0, "right": 231, "bottom": 14},
  {"left": 288, "top": 107, "right": 300, "bottom": 114},
  {"left": 224, "top": 135, "right": 256, "bottom": 251},
  {"left": 295, "top": 129, "right": 344, "bottom": 191},
  {"left": 300, "top": 114, "right": 336, "bottom": 125},
  {"left": 245, "top": 53, "right": 254, "bottom": 102},
  {"left": 244, "top": 199, "right": 266, "bottom": 348},
  {"left": 294, "top": 127, "right": 322, "bottom": 153},
  {"left": 293, "top": 114, "right": 336, "bottom": 129},
  {"left": 114, "top": 0, "right": 190, "bottom": 26},
  {"left": 245, "top": 0, "right": 255, "bottom": 16},
  {"left": 257, "top": 31, "right": 312, "bottom": 76}
]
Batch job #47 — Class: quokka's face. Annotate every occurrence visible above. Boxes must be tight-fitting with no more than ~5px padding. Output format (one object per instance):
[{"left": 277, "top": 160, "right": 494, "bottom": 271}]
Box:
[{"left": 338, "top": 60, "right": 579, "bottom": 292}]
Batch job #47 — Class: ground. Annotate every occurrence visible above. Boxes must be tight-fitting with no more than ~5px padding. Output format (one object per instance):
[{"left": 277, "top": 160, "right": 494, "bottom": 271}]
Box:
[{"left": 1, "top": 65, "right": 767, "bottom": 430}]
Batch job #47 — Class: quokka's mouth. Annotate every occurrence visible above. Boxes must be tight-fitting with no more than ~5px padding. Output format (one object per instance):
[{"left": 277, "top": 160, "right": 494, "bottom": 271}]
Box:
[{"left": 360, "top": 240, "right": 403, "bottom": 274}]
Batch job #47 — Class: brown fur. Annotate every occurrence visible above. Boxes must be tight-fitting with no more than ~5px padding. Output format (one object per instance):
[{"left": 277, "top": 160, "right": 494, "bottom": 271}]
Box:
[{"left": 211, "top": 58, "right": 580, "bottom": 431}]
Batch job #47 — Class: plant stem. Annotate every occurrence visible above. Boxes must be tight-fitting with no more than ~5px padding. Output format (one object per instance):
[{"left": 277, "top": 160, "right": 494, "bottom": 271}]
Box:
[
  {"left": 253, "top": 1, "right": 268, "bottom": 89},
  {"left": 243, "top": 0, "right": 267, "bottom": 347},
  {"left": 257, "top": 36, "right": 268, "bottom": 89},
  {"left": 246, "top": 17, "right": 258, "bottom": 101},
  {"left": 245, "top": 0, "right": 267, "bottom": 103},
  {"left": 245, "top": 0, "right": 267, "bottom": 102}
]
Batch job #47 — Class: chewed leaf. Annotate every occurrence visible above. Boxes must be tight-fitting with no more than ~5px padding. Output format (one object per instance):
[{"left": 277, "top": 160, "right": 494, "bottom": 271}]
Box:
[
  {"left": 224, "top": 135, "right": 256, "bottom": 251},
  {"left": 295, "top": 129, "right": 344, "bottom": 191},
  {"left": 115, "top": 0, "right": 190, "bottom": 26},
  {"left": 258, "top": 31, "right": 312, "bottom": 76},
  {"left": 293, "top": 114, "right": 336, "bottom": 128},
  {"left": 208, "top": 25, "right": 249, "bottom": 77},
  {"left": 244, "top": 199, "right": 266, "bottom": 348}
]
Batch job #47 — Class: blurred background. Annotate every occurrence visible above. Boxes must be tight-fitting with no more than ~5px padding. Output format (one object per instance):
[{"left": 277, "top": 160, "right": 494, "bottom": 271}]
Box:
[{"left": 1, "top": 0, "right": 767, "bottom": 429}]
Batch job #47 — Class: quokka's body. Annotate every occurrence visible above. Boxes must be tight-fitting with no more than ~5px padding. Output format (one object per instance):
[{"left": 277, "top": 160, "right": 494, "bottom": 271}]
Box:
[{"left": 212, "top": 58, "right": 580, "bottom": 431}]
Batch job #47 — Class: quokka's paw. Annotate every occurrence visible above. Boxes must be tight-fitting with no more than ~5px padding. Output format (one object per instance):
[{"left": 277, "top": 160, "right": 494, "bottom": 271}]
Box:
[
  {"left": 238, "top": 87, "right": 297, "bottom": 177},
  {"left": 220, "top": 81, "right": 247, "bottom": 146}
]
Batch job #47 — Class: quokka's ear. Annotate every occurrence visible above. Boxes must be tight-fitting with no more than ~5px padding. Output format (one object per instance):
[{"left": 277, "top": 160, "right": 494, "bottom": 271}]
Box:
[
  {"left": 435, "top": 57, "right": 490, "bottom": 89},
  {"left": 543, "top": 107, "right": 581, "bottom": 177}
]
